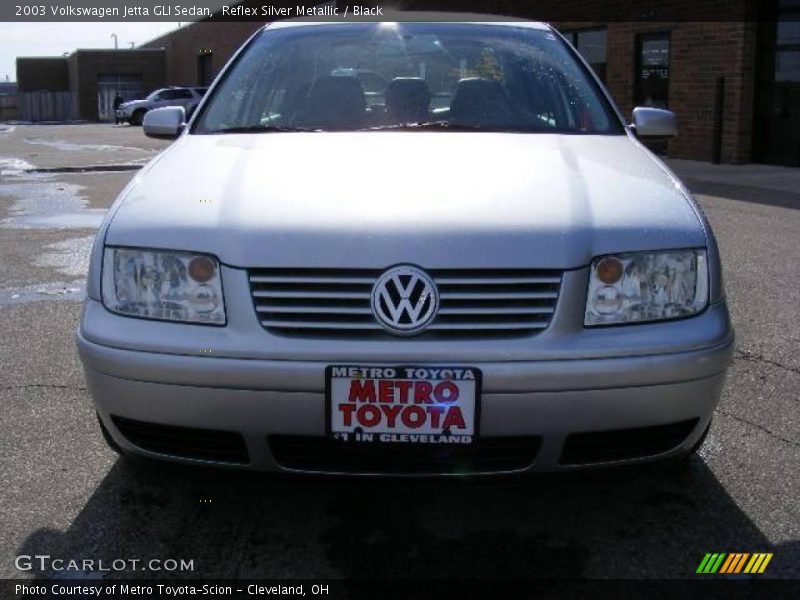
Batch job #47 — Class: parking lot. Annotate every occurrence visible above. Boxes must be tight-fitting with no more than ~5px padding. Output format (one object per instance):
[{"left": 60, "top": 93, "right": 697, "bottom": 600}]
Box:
[{"left": 0, "top": 123, "right": 798, "bottom": 580}]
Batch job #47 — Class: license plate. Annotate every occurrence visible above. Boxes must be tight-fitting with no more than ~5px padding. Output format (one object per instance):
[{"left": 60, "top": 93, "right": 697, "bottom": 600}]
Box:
[{"left": 326, "top": 365, "right": 481, "bottom": 444}]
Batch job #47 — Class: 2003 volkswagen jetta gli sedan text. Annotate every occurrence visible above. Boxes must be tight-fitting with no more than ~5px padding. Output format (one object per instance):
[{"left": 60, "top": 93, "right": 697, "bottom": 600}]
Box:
[{"left": 76, "top": 18, "right": 734, "bottom": 474}]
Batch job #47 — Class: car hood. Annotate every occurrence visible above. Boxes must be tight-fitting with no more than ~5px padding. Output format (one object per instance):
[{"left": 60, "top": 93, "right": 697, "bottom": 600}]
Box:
[{"left": 106, "top": 132, "right": 704, "bottom": 269}]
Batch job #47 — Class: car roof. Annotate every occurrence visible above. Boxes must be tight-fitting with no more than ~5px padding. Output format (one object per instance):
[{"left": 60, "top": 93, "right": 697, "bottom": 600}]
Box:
[{"left": 268, "top": 13, "right": 551, "bottom": 31}]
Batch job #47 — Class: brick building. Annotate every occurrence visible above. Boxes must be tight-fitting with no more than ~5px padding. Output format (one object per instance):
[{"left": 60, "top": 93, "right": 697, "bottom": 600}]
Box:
[
  {"left": 17, "top": 49, "right": 165, "bottom": 121},
  {"left": 141, "top": 22, "right": 263, "bottom": 87},
  {"left": 14, "top": 0, "right": 800, "bottom": 166}
]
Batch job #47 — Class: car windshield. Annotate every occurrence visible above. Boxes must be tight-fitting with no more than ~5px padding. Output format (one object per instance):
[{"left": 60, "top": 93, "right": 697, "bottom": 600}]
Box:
[{"left": 194, "top": 23, "right": 622, "bottom": 134}]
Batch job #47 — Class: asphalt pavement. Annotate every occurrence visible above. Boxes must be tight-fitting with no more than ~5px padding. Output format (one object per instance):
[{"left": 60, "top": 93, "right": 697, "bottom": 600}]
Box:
[{"left": 0, "top": 123, "right": 797, "bottom": 581}]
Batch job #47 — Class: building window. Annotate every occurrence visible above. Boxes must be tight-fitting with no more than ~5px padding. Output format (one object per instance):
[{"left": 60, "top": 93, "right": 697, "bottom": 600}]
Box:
[
  {"left": 775, "top": 16, "right": 800, "bottom": 82},
  {"left": 563, "top": 28, "right": 608, "bottom": 83},
  {"left": 753, "top": 0, "right": 800, "bottom": 165},
  {"left": 635, "top": 33, "right": 671, "bottom": 108},
  {"left": 159, "top": 89, "right": 192, "bottom": 100},
  {"left": 197, "top": 51, "right": 214, "bottom": 86},
  {"left": 96, "top": 73, "right": 143, "bottom": 122}
]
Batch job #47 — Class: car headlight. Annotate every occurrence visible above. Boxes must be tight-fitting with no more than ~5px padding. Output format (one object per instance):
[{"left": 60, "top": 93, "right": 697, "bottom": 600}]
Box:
[
  {"left": 585, "top": 249, "right": 708, "bottom": 326},
  {"left": 102, "top": 247, "right": 226, "bottom": 325}
]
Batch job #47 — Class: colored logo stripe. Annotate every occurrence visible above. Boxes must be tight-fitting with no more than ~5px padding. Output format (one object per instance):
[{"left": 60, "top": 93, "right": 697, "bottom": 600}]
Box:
[
  {"left": 697, "top": 553, "right": 726, "bottom": 574},
  {"left": 719, "top": 554, "right": 736, "bottom": 573},
  {"left": 720, "top": 553, "right": 749, "bottom": 573},
  {"left": 697, "top": 553, "right": 773, "bottom": 574},
  {"left": 744, "top": 553, "right": 773, "bottom": 574}
]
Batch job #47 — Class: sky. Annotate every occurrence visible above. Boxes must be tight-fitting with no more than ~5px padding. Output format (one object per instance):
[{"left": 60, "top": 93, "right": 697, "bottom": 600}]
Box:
[{"left": 0, "top": 22, "right": 183, "bottom": 82}]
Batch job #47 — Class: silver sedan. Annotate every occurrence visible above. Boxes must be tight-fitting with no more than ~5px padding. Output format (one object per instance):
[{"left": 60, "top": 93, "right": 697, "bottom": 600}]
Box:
[{"left": 77, "top": 18, "right": 733, "bottom": 475}]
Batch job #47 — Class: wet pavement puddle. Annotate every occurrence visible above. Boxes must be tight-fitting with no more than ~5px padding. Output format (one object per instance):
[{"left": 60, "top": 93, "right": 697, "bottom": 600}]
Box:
[
  {"left": 0, "top": 178, "right": 106, "bottom": 229},
  {"left": 0, "top": 281, "right": 85, "bottom": 305},
  {"left": 23, "top": 138, "right": 150, "bottom": 153},
  {"left": 0, "top": 236, "right": 93, "bottom": 305},
  {"left": 0, "top": 154, "right": 121, "bottom": 230},
  {"left": 34, "top": 236, "right": 94, "bottom": 278},
  {"left": 0, "top": 157, "right": 112, "bottom": 305}
]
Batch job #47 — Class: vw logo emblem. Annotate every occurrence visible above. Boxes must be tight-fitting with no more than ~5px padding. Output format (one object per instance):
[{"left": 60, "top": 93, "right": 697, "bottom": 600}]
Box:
[{"left": 371, "top": 266, "right": 439, "bottom": 335}]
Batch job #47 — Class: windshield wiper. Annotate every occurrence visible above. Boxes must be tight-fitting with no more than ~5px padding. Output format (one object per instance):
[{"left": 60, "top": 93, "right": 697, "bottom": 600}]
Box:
[
  {"left": 209, "top": 122, "right": 532, "bottom": 134},
  {"left": 359, "top": 121, "right": 493, "bottom": 132},
  {"left": 207, "top": 125, "right": 319, "bottom": 134}
]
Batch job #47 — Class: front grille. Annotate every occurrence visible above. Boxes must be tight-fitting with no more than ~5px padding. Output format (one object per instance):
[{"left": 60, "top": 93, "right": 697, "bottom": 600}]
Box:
[
  {"left": 269, "top": 435, "right": 542, "bottom": 474},
  {"left": 248, "top": 268, "right": 562, "bottom": 338},
  {"left": 559, "top": 419, "right": 699, "bottom": 465},
  {"left": 111, "top": 416, "right": 250, "bottom": 464}
]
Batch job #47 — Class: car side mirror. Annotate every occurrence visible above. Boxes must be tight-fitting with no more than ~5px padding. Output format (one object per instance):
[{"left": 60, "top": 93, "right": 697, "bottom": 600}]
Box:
[
  {"left": 143, "top": 106, "right": 185, "bottom": 140},
  {"left": 632, "top": 107, "right": 678, "bottom": 138}
]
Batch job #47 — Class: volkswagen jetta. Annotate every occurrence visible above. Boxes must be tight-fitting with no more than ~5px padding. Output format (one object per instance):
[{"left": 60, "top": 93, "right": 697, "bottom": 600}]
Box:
[{"left": 77, "top": 18, "right": 734, "bottom": 474}]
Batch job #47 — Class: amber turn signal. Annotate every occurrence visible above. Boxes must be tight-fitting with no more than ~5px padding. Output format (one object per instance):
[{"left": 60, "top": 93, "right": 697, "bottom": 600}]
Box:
[
  {"left": 188, "top": 256, "right": 216, "bottom": 283},
  {"left": 596, "top": 257, "right": 623, "bottom": 284}
]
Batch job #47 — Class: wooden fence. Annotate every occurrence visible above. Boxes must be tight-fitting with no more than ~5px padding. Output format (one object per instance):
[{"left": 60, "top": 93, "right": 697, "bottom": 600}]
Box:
[
  {"left": 20, "top": 91, "right": 75, "bottom": 121},
  {"left": 0, "top": 94, "right": 20, "bottom": 121}
]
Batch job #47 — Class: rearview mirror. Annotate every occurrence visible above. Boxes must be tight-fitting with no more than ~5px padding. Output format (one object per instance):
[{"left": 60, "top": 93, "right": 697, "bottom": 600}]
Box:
[
  {"left": 632, "top": 107, "right": 678, "bottom": 138},
  {"left": 143, "top": 106, "right": 185, "bottom": 140}
]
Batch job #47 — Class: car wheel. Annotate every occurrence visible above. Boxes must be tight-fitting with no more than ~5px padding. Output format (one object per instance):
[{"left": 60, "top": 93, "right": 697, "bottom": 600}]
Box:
[{"left": 131, "top": 109, "right": 147, "bottom": 126}]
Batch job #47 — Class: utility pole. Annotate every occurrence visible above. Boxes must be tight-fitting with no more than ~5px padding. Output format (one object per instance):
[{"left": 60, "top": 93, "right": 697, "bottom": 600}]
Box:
[{"left": 111, "top": 33, "right": 118, "bottom": 49}]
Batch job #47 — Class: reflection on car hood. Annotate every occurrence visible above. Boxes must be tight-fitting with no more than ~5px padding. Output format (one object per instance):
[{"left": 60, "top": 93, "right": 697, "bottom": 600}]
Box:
[{"left": 106, "top": 132, "right": 705, "bottom": 269}]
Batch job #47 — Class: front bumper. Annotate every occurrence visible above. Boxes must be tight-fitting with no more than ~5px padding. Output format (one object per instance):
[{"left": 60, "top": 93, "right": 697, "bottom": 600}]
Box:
[{"left": 77, "top": 317, "right": 733, "bottom": 474}]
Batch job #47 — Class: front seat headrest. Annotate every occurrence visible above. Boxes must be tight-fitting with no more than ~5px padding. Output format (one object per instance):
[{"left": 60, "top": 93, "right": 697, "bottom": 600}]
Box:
[
  {"left": 449, "top": 77, "right": 517, "bottom": 127},
  {"left": 384, "top": 77, "right": 431, "bottom": 123},
  {"left": 299, "top": 75, "right": 366, "bottom": 129}
]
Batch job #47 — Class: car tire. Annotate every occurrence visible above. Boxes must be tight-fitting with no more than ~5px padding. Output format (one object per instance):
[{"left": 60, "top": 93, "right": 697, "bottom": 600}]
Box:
[{"left": 131, "top": 109, "right": 147, "bottom": 126}]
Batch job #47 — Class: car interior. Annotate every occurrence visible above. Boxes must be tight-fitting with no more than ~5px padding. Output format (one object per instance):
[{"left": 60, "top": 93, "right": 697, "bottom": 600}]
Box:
[{"left": 283, "top": 74, "right": 555, "bottom": 131}]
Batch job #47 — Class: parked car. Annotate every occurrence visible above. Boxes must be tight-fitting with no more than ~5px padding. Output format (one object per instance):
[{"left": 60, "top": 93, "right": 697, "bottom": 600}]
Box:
[
  {"left": 116, "top": 86, "right": 207, "bottom": 125},
  {"left": 78, "top": 18, "right": 733, "bottom": 475}
]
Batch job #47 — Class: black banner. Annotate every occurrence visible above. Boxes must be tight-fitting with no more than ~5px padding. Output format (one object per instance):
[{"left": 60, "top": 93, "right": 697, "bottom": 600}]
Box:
[
  {"left": 2, "top": 0, "right": 798, "bottom": 23},
  {"left": 2, "top": 579, "right": 800, "bottom": 600}
]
